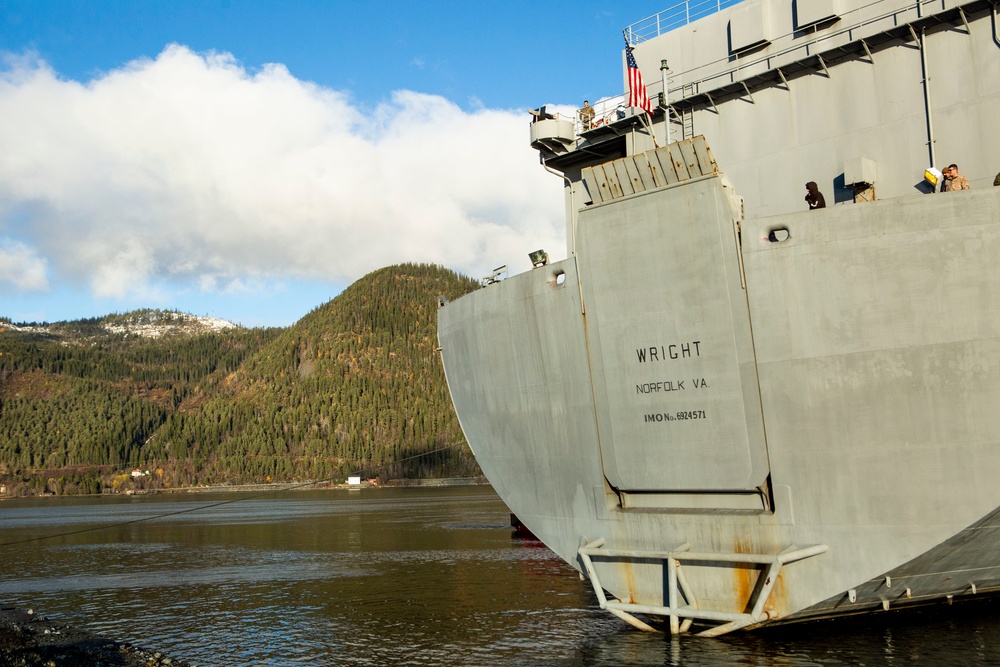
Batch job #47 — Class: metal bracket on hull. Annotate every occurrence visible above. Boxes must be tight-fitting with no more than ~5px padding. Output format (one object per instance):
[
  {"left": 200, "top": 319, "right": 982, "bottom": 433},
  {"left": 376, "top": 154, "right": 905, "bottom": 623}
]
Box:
[{"left": 578, "top": 538, "right": 829, "bottom": 637}]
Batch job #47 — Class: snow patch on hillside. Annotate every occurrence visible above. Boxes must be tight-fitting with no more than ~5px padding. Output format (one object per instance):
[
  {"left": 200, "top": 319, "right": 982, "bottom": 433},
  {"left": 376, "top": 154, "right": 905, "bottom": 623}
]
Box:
[
  {"left": 0, "top": 312, "right": 240, "bottom": 339},
  {"left": 104, "top": 313, "right": 238, "bottom": 338}
]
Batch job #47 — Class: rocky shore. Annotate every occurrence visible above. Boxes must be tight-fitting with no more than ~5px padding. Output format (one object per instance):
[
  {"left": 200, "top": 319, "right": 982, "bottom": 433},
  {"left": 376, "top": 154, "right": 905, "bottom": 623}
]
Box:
[{"left": 0, "top": 606, "right": 191, "bottom": 667}]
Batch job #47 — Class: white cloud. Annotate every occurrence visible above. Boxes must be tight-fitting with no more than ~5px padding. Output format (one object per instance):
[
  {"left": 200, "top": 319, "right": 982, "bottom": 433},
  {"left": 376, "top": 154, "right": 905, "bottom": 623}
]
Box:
[
  {"left": 90, "top": 239, "right": 153, "bottom": 298},
  {"left": 0, "top": 45, "right": 565, "bottom": 302},
  {"left": 0, "top": 239, "right": 48, "bottom": 290}
]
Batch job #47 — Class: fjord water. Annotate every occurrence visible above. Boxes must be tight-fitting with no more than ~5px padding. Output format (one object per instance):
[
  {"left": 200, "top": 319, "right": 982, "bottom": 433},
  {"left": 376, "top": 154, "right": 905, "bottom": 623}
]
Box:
[{"left": 1, "top": 486, "right": 1000, "bottom": 666}]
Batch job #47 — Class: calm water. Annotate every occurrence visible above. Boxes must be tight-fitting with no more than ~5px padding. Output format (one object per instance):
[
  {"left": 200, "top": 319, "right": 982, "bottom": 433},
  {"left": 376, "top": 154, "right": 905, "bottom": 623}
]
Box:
[{"left": 2, "top": 486, "right": 1000, "bottom": 666}]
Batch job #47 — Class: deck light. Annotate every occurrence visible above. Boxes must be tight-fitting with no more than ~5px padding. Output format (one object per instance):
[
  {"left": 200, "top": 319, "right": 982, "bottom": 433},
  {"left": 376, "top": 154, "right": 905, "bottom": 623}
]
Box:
[{"left": 529, "top": 249, "right": 549, "bottom": 268}]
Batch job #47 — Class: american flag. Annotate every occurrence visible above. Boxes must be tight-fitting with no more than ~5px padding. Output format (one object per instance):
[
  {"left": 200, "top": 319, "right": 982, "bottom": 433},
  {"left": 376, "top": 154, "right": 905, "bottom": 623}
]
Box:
[{"left": 624, "top": 38, "right": 652, "bottom": 115}]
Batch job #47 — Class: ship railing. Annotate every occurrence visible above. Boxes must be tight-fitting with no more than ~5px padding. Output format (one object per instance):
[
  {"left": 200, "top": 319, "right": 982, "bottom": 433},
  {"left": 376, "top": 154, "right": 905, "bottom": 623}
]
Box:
[
  {"left": 531, "top": 94, "right": 634, "bottom": 152},
  {"left": 658, "top": 0, "right": 969, "bottom": 110},
  {"left": 578, "top": 94, "right": 628, "bottom": 135},
  {"left": 578, "top": 537, "right": 829, "bottom": 636},
  {"left": 480, "top": 265, "right": 508, "bottom": 287},
  {"left": 625, "top": 0, "right": 748, "bottom": 44}
]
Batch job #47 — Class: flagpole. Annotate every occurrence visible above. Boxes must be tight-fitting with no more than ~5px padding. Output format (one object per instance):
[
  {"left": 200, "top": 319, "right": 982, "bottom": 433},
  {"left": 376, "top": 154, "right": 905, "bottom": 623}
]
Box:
[
  {"left": 622, "top": 31, "right": 659, "bottom": 149},
  {"left": 641, "top": 113, "right": 660, "bottom": 149}
]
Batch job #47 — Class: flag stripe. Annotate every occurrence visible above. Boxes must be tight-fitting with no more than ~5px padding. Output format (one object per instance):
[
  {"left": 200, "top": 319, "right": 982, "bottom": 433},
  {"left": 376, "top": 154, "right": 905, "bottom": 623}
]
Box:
[{"left": 625, "top": 40, "right": 652, "bottom": 115}]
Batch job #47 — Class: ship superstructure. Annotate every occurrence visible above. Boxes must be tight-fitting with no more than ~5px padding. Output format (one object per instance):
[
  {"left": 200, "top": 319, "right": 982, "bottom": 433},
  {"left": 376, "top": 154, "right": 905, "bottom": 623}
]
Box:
[{"left": 438, "top": 0, "right": 1000, "bottom": 635}]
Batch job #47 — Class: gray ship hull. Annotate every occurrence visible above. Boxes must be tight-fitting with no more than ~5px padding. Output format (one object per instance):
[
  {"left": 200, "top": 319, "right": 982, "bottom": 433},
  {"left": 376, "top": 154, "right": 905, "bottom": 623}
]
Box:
[
  {"left": 438, "top": 144, "right": 1000, "bottom": 633},
  {"left": 438, "top": 0, "right": 1000, "bottom": 635}
]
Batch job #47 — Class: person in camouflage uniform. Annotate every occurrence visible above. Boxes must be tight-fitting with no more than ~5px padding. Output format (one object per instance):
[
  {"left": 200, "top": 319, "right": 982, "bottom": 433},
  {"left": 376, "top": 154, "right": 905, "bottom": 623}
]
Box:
[
  {"left": 579, "top": 100, "right": 596, "bottom": 129},
  {"left": 941, "top": 164, "right": 970, "bottom": 191}
]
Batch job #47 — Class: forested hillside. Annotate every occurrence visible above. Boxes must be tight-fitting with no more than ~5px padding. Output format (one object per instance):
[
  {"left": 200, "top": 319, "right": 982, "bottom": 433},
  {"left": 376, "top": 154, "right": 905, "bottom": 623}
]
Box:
[{"left": 0, "top": 263, "right": 481, "bottom": 496}]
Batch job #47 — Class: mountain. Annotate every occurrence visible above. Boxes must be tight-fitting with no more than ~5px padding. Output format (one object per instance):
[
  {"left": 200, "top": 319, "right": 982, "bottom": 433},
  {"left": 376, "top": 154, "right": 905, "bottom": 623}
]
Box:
[
  {"left": 4, "top": 309, "right": 238, "bottom": 340},
  {"left": 0, "top": 263, "right": 481, "bottom": 496}
]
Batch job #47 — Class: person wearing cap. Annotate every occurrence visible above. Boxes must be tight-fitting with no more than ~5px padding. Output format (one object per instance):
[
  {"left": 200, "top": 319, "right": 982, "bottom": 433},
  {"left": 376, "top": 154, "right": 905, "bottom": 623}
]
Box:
[{"left": 941, "top": 164, "right": 970, "bottom": 191}]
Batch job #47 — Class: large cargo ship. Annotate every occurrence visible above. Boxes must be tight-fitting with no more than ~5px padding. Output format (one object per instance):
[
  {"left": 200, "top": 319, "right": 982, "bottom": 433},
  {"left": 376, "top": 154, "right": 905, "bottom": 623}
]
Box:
[{"left": 437, "top": 0, "right": 1000, "bottom": 636}]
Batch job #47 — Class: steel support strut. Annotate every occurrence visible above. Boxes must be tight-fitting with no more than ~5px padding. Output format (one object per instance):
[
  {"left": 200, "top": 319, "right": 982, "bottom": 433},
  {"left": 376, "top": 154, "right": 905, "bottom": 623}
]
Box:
[{"left": 578, "top": 538, "right": 829, "bottom": 637}]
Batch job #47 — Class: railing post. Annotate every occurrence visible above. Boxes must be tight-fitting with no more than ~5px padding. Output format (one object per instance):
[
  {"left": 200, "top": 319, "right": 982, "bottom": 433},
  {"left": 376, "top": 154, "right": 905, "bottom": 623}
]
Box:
[{"left": 668, "top": 556, "right": 680, "bottom": 634}]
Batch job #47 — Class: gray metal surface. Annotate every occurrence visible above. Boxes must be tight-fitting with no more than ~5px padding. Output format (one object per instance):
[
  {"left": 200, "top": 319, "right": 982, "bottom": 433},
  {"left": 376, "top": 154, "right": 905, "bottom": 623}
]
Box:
[
  {"left": 577, "top": 174, "right": 769, "bottom": 495},
  {"left": 438, "top": 0, "right": 1000, "bottom": 634}
]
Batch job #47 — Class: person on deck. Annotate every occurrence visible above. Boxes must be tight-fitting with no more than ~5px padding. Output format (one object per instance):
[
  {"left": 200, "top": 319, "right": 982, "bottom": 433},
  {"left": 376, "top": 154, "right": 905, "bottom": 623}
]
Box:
[
  {"left": 805, "top": 182, "right": 826, "bottom": 210},
  {"left": 579, "top": 100, "right": 595, "bottom": 129},
  {"left": 941, "top": 164, "right": 970, "bottom": 191}
]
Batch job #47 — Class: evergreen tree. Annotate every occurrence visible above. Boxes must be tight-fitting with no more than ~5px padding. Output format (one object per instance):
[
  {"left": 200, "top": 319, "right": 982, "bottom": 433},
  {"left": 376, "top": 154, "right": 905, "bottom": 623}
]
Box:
[{"left": 0, "top": 264, "right": 481, "bottom": 495}]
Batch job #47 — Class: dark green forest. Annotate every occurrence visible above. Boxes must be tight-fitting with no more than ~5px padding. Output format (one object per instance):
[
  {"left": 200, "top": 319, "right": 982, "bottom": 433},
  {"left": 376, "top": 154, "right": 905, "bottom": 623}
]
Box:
[{"left": 0, "top": 263, "right": 482, "bottom": 496}]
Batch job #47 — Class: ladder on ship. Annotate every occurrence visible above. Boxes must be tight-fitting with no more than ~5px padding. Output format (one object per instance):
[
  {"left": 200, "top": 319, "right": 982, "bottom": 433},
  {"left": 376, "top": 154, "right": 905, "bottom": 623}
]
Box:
[
  {"left": 578, "top": 538, "right": 828, "bottom": 637},
  {"left": 681, "top": 84, "right": 696, "bottom": 139}
]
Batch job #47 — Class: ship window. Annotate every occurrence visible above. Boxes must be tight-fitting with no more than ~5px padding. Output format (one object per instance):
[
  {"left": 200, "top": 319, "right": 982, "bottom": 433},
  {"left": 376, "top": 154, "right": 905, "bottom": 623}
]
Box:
[
  {"left": 554, "top": 271, "right": 566, "bottom": 286},
  {"left": 767, "top": 228, "right": 789, "bottom": 242}
]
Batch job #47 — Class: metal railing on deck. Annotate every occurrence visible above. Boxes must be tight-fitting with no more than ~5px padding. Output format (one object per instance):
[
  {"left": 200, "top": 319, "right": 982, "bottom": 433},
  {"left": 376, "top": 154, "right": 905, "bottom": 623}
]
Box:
[
  {"left": 659, "top": 0, "right": 963, "bottom": 104},
  {"left": 578, "top": 94, "right": 628, "bottom": 134},
  {"left": 620, "top": 0, "right": 960, "bottom": 118},
  {"left": 626, "top": 0, "right": 748, "bottom": 44}
]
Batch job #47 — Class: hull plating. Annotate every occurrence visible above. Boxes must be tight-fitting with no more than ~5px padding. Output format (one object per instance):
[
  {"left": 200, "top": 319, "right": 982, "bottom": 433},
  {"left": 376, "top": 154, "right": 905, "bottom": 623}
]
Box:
[{"left": 438, "top": 170, "right": 1000, "bottom": 631}]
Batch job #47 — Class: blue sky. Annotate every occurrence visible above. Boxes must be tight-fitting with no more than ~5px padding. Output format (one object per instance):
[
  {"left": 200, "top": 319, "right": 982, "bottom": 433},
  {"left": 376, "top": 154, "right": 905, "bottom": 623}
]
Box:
[{"left": 1, "top": 1, "right": 671, "bottom": 327}]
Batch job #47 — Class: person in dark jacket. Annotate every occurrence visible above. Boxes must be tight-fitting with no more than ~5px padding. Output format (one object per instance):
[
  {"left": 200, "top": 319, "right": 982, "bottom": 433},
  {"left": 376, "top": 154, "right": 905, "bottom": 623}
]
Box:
[{"left": 805, "top": 182, "right": 826, "bottom": 210}]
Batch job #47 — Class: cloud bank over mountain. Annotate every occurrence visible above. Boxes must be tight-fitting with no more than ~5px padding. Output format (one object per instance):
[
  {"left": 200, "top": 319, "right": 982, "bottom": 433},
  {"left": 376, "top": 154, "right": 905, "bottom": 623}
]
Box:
[{"left": 0, "top": 45, "right": 566, "bottom": 306}]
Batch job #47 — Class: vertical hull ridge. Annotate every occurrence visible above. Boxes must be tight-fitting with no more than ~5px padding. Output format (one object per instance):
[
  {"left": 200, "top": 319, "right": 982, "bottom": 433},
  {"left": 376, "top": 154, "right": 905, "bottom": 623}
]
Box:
[{"left": 439, "top": 0, "right": 1000, "bottom": 636}]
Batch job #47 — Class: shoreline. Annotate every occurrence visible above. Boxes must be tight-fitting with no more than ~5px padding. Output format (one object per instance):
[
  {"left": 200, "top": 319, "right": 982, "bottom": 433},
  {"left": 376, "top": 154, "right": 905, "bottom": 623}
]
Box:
[
  {"left": 153, "top": 476, "right": 490, "bottom": 494},
  {"left": 0, "top": 606, "right": 192, "bottom": 667},
  {"left": 0, "top": 477, "right": 491, "bottom": 501}
]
